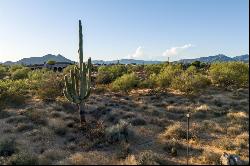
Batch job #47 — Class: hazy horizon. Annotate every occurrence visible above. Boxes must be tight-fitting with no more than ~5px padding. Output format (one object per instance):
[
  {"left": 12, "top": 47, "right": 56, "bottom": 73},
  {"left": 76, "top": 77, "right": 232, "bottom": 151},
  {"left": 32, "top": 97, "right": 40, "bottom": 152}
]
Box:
[{"left": 0, "top": 0, "right": 249, "bottom": 62}]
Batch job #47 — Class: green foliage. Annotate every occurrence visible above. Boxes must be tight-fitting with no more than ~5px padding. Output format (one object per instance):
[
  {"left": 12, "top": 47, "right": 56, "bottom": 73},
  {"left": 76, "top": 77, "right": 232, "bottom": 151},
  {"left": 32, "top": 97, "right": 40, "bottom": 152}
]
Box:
[
  {"left": 0, "top": 65, "right": 8, "bottom": 79},
  {"left": 28, "top": 68, "right": 51, "bottom": 81},
  {"left": 171, "top": 66, "right": 211, "bottom": 94},
  {"left": 111, "top": 73, "right": 139, "bottom": 92},
  {"left": 209, "top": 62, "right": 249, "bottom": 88},
  {"left": 191, "top": 60, "right": 201, "bottom": 68},
  {"left": 11, "top": 67, "right": 31, "bottom": 80},
  {"left": 47, "top": 60, "right": 56, "bottom": 65},
  {"left": 9, "top": 64, "right": 23, "bottom": 73},
  {"left": 127, "top": 64, "right": 144, "bottom": 73},
  {"left": 36, "top": 72, "right": 64, "bottom": 101},
  {"left": 63, "top": 65, "right": 76, "bottom": 75},
  {"left": 0, "top": 79, "right": 29, "bottom": 107},
  {"left": 96, "top": 65, "right": 127, "bottom": 84},
  {"left": 153, "top": 64, "right": 183, "bottom": 88},
  {"left": 144, "top": 64, "right": 165, "bottom": 75},
  {"left": 96, "top": 70, "right": 114, "bottom": 84}
]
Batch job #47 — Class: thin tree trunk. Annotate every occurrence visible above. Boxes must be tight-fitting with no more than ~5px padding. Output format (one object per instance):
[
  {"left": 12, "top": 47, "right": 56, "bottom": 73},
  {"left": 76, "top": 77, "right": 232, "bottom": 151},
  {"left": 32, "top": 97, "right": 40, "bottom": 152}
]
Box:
[{"left": 78, "top": 103, "right": 86, "bottom": 125}]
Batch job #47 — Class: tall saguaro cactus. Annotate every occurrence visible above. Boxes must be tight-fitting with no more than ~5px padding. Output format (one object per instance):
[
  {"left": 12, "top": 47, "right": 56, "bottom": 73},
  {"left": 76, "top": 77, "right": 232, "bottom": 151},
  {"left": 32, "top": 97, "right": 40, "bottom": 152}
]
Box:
[{"left": 63, "top": 20, "right": 91, "bottom": 125}]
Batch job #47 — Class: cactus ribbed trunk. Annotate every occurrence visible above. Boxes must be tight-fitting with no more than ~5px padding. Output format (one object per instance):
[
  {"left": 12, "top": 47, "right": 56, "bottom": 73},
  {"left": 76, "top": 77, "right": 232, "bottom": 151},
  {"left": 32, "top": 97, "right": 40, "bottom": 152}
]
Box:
[
  {"left": 63, "top": 20, "right": 91, "bottom": 126},
  {"left": 78, "top": 103, "right": 86, "bottom": 125}
]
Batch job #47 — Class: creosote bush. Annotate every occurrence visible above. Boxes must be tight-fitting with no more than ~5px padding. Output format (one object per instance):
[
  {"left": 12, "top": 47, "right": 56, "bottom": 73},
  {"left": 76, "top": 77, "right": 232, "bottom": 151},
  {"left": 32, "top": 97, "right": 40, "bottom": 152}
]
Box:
[
  {"left": 11, "top": 67, "right": 31, "bottom": 80},
  {"left": 209, "top": 62, "right": 249, "bottom": 88},
  {"left": 0, "top": 79, "right": 29, "bottom": 107},
  {"left": 171, "top": 66, "right": 211, "bottom": 94},
  {"left": 111, "top": 73, "right": 139, "bottom": 92}
]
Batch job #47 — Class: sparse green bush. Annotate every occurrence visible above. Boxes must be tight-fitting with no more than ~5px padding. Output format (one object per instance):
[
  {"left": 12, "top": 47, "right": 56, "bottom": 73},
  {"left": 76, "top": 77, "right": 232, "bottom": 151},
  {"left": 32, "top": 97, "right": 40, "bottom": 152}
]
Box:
[
  {"left": 144, "top": 64, "right": 165, "bottom": 75},
  {"left": 63, "top": 65, "right": 76, "bottom": 75},
  {"left": 0, "top": 79, "right": 29, "bottom": 107},
  {"left": 127, "top": 64, "right": 144, "bottom": 73},
  {"left": 171, "top": 66, "right": 211, "bottom": 94},
  {"left": 9, "top": 64, "right": 23, "bottom": 73},
  {"left": 209, "top": 62, "right": 249, "bottom": 88},
  {"left": 96, "top": 65, "right": 127, "bottom": 84},
  {"left": 153, "top": 64, "right": 183, "bottom": 88},
  {"left": 35, "top": 73, "right": 64, "bottom": 101},
  {"left": 105, "top": 120, "right": 133, "bottom": 144},
  {"left": 11, "top": 67, "right": 31, "bottom": 80},
  {"left": 0, "top": 65, "right": 8, "bottom": 79},
  {"left": 96, "top": 71, "right": 114, "bottom": 84},
  {"left": 111, "top": 73, "right": 139, "bottom": 92}
]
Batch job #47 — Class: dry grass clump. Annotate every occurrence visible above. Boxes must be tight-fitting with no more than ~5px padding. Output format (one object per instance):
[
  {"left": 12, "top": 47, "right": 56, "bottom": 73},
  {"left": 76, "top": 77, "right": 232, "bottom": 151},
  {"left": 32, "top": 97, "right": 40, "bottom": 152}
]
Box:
[
  {"left": 59, "top": 151, "right": 113, "bottom": 165},
  {"left": 39, "top": 149, "right": 69, "bottom": 165},
  {"left": 198, "top": 149, "right": 221, "bottom": 165},
  {"left": 48, "top": 118, "right": 67, "bottom": 136},
  {"left": 105, "top": 120, "right": 134, "bottom": 144},
  {"left": 135, "top": 150, "right": 169, "bottom": 165},
  {"left": 160, "top": 122, "right": 187, "bottom": 139},
  {"left": 194, "top": 120, "right": 223, "bottom": 133},
  {"left": 119, "top": 155, "right": 138, "bottom": 165},
  {"left": 7, "top": 150, "right": 39, "bottom": 165}
]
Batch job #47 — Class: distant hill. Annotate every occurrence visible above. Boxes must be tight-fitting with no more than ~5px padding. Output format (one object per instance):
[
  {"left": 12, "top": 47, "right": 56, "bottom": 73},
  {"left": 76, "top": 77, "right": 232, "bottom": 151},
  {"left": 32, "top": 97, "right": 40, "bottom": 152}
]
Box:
[
  {"left": 2, "top": 54, "right": 74, "bottom": 65},
  {"left": 1, "top": 53, "right": 248, "bottom": 65},
  {"left": 177, "top": 54, "right": 249, "bottom": 64},
  {"left": 92, "top": 59, "right": 162, "bottom": 65}
]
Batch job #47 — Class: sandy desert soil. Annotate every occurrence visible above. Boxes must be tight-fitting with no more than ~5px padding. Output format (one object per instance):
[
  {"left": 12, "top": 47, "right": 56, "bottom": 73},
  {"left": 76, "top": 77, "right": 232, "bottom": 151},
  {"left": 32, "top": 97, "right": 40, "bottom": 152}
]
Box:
[{"left": 0, "top": 87, "right": 249, "bottom": 165}]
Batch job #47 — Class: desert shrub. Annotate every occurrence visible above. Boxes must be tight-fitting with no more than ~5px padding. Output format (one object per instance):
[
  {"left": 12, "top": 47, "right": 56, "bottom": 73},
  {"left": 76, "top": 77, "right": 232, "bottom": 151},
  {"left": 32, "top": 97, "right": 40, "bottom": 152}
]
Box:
[
  {"left": 153, "top": 64, "right": 183, "bottom": 88},
  {"left": 28, "top": 68, "right": 51, "bottom": 81},
  {"left": 136, "top": 150, "right": 168, "bottom": 165},
  {"left": 0, "top": 137, "right": 16, "bottom": 157},
  {"left": 199, "top": 150, "right": 221, "bottom": 165},
  {"left": 127, "top": 64, "right": 144, "bottom": 73},
  {"left": 161, "top": 122, "right": 187, "bottom": 139},
  {"left": 105, "top": 120, "right": 133, "bottom": 144},
  {"left": 138, "top": 78, "right": 156, "bottom": 89},
  {"left": 8, "top": 151, "right": 39, "bottom": 165},
  {"left": 144, "top": 64, "right": 165, "bottom": 75},
  {"left": 209, "top": 62, "right": 249, "bottom": 88},
  {"left": 96, "top": 65, "right": 127, "bottom": 84},
  {"left": 63, "top": 65, "right": 76, "bottom": 75},
  {"left": 11, "top": 67, "right": 31, "bottom": 80},
  {"left": 34, "top": 72, "right": 64, "bottom": 101},
  {"left": 171, "top": 66, "right": 211, "bottom": 94},
  {"left": 0, "top": 65, "right": 8, "bottom": 79},
  {"left": 111, "top": 73, "right": 139, "bottom": 92},
  {"left": 0, "top": 79, "right": 29, "bottom": 107},
  {"left": 96, "top": 71, "right": 114, "bottom": 84},
  {"left": 9, "top": 64, "right": 23, "bottom": 73}
]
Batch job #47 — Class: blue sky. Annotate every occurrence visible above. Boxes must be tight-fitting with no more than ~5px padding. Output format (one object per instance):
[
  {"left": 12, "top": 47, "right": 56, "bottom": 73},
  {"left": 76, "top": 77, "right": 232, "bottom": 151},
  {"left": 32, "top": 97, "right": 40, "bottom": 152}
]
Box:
[{"left": 0, "top": 0, "right": 249, "bottom": 62}]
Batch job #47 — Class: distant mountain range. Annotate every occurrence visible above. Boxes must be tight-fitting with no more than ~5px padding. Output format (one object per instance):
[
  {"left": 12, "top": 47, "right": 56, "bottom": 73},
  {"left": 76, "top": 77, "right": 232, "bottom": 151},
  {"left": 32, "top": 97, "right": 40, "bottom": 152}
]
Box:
[
  {"left": 177, "top": 54, "right": 249, "bottom": 63},
  {"left": 0, "top": 54, "right": 249, "bottom": 65},
  {"left": 1, "top": 54, "right": 74, "bottom": 65}
]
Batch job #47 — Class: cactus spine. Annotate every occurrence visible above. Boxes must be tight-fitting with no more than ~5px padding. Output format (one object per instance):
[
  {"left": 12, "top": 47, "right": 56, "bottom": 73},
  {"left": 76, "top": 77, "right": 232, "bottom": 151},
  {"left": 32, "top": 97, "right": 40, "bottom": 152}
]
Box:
[{"left": 63, "top": 20, "right": 91, "bottom": 125}]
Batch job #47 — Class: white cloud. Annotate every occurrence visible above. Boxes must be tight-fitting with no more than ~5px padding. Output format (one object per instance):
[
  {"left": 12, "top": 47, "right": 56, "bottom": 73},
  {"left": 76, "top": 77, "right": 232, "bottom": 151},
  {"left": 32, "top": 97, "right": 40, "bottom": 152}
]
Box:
[
  {"left": 162, "top": 44, "right": 194, "bottom": 57},
  {"left": 127, "top": 46, "right": 145, "bottom": 59}
]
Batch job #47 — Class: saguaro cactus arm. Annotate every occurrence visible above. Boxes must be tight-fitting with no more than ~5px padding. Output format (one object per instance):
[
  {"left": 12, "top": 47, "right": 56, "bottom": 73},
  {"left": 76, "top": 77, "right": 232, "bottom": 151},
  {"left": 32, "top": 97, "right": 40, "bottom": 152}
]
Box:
[{"left": 63, "top": 19, "right": 92, "bottom": 125}]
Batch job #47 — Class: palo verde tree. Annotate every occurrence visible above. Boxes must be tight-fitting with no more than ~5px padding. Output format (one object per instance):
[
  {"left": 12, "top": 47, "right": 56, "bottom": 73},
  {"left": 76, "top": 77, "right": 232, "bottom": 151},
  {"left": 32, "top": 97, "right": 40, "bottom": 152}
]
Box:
[{"left": 63, "top": 20, "right": 91, "bottom": 125}]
